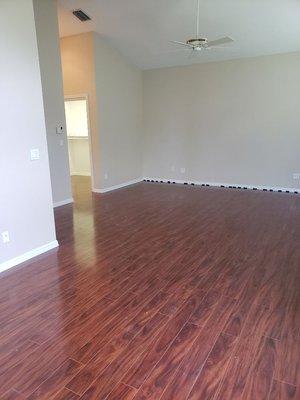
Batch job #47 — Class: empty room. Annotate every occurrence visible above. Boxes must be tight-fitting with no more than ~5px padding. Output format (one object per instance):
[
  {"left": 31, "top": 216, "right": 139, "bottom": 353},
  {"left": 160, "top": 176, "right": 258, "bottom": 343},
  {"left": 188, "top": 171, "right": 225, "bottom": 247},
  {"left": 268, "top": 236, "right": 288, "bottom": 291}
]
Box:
[{"left": 0, "top": 0, "right": 299, "bottom": 399}]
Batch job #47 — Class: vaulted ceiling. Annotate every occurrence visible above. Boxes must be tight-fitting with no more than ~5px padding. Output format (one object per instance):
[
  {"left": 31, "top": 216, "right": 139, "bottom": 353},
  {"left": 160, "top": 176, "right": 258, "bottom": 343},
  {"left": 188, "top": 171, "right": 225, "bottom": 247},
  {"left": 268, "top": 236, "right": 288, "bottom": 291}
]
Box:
[{"left": 57, "top": 0, "right": 300, "bottom": 69}]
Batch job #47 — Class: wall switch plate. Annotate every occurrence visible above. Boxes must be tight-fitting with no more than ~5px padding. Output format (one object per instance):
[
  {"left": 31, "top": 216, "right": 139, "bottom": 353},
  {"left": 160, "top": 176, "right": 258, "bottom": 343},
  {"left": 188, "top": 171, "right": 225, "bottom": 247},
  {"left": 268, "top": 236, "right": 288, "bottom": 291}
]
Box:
[
  {"left": 293, "top": 173, "right": 300, "bottom": 180},
  {"left": 104, "top": 173, "right": 108, "bottom": 180},
  {"left": 180, "top": 167, "right": 186, "bottom": 174},
  {"left": 56, "top": 126, "right": 64, "bottom": 135},
  {"left": 2, "top": 231, "right": 10, "bottom": 244},
  {"left": 30, "top": 148, "right": 40, "bottom": 160}
]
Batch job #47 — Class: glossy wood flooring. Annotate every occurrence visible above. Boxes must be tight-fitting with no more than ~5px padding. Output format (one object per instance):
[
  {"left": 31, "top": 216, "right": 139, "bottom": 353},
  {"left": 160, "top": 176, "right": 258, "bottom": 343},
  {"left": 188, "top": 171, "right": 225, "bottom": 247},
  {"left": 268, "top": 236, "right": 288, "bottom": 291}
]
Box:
[{"left": 0, "top": 176, "right": 299, "bottom": 399}]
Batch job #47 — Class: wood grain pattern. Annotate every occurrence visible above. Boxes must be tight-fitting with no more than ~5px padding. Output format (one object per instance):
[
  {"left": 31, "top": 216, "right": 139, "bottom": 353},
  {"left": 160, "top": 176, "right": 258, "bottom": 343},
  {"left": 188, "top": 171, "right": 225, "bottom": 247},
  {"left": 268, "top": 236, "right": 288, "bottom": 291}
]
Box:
[
  {"left": 123, "top": 289, "right": 206, "bottom": 389},
  {"left": 0, "top": 340, "right": 40, "bottom": 376},
  {"left": 26, "top": 358, "right": 83, "bottom": 399},
  {"left": 160, "top": 295, "right": 236, "bottom": 400},
  {"left": 53, "top": 388, "right": 80, "bottom": 400},
  {"left": 106, "top": 383, "right": 137, "bottom": 400},
  {"left": 78, "top": 312, "right": 170, "bottom": 399},
  {"left": 187, "top": 332, "right": 237, "bottom": 400},
  {"left": 0, "top": 177, "right": 299, "bottom": 399},
  {"left": 1, "top": 390, "right": 25, "bottom": 400},
  {"left": 268, "top": 380, "right": 299, "bottom": 399},
  {"left": 242, "top": 337, "right": 277, "bottom": 400},
  {"left": 71, "top": 290, "right": 170, "bottom": 365},
  {"left": 133, "top": 322, "right": 200, "bottom": 400}
]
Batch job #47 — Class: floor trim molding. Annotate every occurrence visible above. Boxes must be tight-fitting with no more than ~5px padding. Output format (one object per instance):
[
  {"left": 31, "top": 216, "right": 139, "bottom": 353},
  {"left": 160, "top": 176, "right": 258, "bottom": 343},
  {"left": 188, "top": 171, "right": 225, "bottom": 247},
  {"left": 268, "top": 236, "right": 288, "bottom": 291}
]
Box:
[
  {"left": 53, "top": 198, "right": 74, "bottom": 208},
  {"left": 0, "top": 240, "right": 59, "bottom": 274},
  {"left": 143, "top": 177, "right": 299, "bottom": 195},
  {"left": 93, "top": 178, "right": 143, "bottom": 194}
]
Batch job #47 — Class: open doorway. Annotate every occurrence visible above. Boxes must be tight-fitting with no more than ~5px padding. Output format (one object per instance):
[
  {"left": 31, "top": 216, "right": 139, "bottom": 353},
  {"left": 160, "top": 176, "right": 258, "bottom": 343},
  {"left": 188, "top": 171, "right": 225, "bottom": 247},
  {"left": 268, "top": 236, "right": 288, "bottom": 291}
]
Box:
[{"left": 64, "top": 95, "right": 93, "bottom": 194}]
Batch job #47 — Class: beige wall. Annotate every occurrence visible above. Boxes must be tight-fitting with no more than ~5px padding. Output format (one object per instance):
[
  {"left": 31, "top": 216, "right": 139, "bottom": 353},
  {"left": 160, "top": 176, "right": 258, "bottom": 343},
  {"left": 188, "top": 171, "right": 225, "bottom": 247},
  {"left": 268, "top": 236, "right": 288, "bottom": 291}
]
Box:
[
  {"left": 0, "top": 0, "right": 57, "bottom": 269},
  {"left": 94, "top": 34, "right": 143, "bottom": 189},
  {"left": 143, "top": 52, "right": 300, "bottom": 190},
  {"left": 60, "top": 33, "right": 143, "bottom": 190},
  {"left": 60, "top": 33, "right": 101, "bottom": 188},
  {"left": 33, "top": 0, "right": 72, "bottom": 205}
]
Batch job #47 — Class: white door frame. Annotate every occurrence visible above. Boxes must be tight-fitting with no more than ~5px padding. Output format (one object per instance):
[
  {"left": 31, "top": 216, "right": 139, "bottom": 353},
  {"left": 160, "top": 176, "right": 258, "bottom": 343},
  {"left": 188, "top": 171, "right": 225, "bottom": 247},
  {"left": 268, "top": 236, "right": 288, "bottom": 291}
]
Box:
[{"left": 64, "top": 94, "right": 95, "bottom": 189}]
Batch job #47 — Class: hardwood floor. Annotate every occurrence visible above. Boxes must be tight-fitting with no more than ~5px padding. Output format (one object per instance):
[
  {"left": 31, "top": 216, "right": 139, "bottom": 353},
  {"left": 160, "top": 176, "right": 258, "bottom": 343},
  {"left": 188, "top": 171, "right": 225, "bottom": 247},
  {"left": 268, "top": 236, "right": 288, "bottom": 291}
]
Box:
[{"left": 0, "top": 176, "right": 299, "bottom": 399}]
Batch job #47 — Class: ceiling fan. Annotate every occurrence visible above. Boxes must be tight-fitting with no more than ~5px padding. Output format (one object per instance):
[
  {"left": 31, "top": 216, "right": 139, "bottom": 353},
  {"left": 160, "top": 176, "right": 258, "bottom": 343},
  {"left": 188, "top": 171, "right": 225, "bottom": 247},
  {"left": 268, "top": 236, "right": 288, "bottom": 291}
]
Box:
[{"left": 171, "top": 0, "right": 234, "bottom": 54}]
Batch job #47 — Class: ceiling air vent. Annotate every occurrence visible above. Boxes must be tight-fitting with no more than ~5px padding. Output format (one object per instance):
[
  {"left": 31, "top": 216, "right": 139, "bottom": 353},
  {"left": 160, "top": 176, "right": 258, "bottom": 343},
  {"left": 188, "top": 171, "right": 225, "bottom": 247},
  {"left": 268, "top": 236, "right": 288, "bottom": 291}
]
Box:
[{"left": 72, "top": 9, "right": 91, "bottom": 22}]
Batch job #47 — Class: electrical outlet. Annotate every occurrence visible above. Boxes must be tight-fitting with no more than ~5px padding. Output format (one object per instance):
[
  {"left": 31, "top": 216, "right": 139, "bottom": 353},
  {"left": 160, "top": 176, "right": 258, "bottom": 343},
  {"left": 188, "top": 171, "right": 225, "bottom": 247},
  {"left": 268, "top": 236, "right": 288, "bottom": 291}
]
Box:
[
  {"left": 171, "top": 165, "right": 175, "bottom": 172},
  {"left": 56, "top": 126, "right": 64, "bottom": 135},
  {"left": 293, "top": 173, "right": 300, "bottom": 180},
  {"left": 30, "top": 149, "right": 40, "bottom": 160},
  {"left": 104, "top": 173, "right": 108, "bottom": 180},
  {"left": 2, "top": 231, "right": 10, "bottom": 244},
  {"left": 180, "top": 167, "right": 186, "bottom": 174}
]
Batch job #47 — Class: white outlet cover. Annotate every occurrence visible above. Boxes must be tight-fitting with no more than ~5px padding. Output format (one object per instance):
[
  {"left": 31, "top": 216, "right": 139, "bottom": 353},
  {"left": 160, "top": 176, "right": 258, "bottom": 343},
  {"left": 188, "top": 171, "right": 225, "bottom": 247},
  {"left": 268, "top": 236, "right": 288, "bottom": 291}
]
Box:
[
  {"left": 293, "top": 173, "right": 300, "bottom": 180},
  {"left": 171, "top": 165, "right": 175, "bottom": 172},
  {"left": 180, "top": 167, "right": 186, "bottom": 174},
  {"left": 56, "top": 126, "right": 64, "bottom": 134},
  {"left": 30, "top": 148, "right": 40, "bottom": 160},
  {"left": 104, "top": 173, "right": 108, "bottom": 180},
  {"left": 2, "top": 231, "right": 10, "bottom": 243}
]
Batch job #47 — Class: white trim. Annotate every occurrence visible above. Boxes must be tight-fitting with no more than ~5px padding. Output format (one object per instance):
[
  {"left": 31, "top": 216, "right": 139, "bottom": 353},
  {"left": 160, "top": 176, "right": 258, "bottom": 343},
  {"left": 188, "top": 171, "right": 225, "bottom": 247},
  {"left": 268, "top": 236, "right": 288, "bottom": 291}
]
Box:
[
  {"left": 0, "top": 240, "right": 59, "bottom": 274},
  {"left": 53, "top": 198, "right": 74, "bottom": 208},
  {"left": 143, "top": 177, "right": 299, "bottom": 194},
  {"left": 93, "top": 178, "right": 143, "bottom": 194}
]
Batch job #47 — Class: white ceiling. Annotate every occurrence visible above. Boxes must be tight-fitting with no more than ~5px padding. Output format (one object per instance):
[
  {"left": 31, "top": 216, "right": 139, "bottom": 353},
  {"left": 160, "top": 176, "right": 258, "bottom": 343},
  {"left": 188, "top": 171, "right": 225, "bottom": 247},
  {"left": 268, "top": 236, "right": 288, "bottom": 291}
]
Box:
[{"left": 57, "top": 0, "right": 300, "bottom": 70}]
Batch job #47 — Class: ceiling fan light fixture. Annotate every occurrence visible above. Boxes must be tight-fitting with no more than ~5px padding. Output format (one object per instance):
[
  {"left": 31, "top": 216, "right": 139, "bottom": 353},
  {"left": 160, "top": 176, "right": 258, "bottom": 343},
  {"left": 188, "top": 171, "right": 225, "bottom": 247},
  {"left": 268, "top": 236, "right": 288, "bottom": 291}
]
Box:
[
  {"left": 171, "top": 0, "right": 234, "bottom": 55},
  {"left": 187, "top": 38, "right": 207, "bottom": 46}
]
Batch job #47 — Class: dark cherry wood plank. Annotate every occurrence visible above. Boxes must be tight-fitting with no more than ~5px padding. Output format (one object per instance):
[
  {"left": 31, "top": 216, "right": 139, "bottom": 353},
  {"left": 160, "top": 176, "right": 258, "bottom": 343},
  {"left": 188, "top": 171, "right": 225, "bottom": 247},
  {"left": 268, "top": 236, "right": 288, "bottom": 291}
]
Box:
[
  {"left": 274, "top": 334, "right": 300, "bottom": 387},
  {"left": 78, "top": 312, "right": 170, "bottom": 399},
  {"left": 53, "top": 388, "right": 80, "bottom": 400},
  {"left": 25, "top": 358, "right": 83, "bottom": 399},
  {"left": 122, "top": 289, "right": 206, "bottom": 388},
  {"left": 66, "top": 293, "right": 171, "bottom": 394},
  {"left": 189, "top": 289, "right": 220, "bottom": 327},
  {"left": 106, "top": 383, "right": 137, "bottom": 400},
  {"left": 0, "top": 177, "right": 299, "bottom": 400},
  {"left": 71, "top": 290, "right": 170, "bottom": 365},
  {"left": 1, "top": 390, "right": 25, "bottom": 400},
  {"left": 242, "top": 336, "right": 277, "bottom": 400},
  {"left": 160, "top": 295, "right": 236, "bottom": 400},
  {"left": 268, "top": 380, "right": 299, "bottom": 400},
  {"left": 187, "top": 332, "right": 237, "bottom": 400},
  {"left": 215, "top": 322, "right": 278, "bottom": 400},
  {"left": 0, "top": 340, "right": 39, "bottom": 376},
  {"left": 133, "top": 322, "right": 200, "bottom": 400}
]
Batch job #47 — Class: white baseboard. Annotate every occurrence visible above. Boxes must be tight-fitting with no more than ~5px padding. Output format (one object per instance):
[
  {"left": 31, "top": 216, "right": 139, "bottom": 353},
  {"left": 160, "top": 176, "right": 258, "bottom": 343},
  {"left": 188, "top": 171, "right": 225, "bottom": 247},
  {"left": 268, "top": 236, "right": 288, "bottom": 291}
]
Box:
[
  {"left": 53, "top": 198, "right": 74, "bottom": 208},
  {"left": 143, "top": 177, "right": 299, "bottom": 194},
  {"left": 0, "top": 240, "right": 59, "bottom": 274},
  {"left": 93, "top": 178, "right": 143, "bottom": 194}
]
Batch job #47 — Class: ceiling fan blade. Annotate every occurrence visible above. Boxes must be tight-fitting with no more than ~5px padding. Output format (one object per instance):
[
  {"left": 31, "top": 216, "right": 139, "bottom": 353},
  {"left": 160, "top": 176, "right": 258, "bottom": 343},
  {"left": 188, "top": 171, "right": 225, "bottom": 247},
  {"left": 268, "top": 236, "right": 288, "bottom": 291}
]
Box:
[
  {"left": 171, "top": 40, "right": 193, "bottom": 48},
  {"left": 188, "top": 49, "right": 196, "bottom": 59},
  {"left": 206, "top": 36, "right": 234, "bottom": 47}
]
